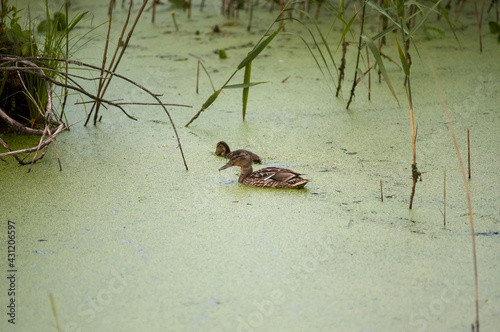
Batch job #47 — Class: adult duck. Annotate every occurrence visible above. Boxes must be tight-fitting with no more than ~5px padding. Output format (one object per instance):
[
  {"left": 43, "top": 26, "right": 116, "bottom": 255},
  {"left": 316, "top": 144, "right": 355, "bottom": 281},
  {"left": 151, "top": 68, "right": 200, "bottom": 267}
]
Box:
[{"left": 219, "top": 151, "right": 309, "bottom": 189}]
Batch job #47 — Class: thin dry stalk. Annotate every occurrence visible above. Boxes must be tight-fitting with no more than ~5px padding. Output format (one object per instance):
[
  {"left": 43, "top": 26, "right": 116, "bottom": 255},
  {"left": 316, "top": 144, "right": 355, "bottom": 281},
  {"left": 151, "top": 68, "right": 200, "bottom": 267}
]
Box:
[
  {"left": 87, "top": 0, "right": 149, "bottom": 125},
  {"left": 0, "top": 124, "right": 67, "bottom": 166},
  {"left": 377, "top": 0, "right": 387, "bottom": 84},
  {"left": 402, "top": 19, "right": 419, "bottom": 209},
  {"left": 190, "top": 54, "right": 216, "bottom": 94},
  {"left": 152, "top": 0, "right": 156, "bottom": 22},
  {"left": 247, "top": 0, "right": 254, "bottom": 31},
  {"left": 443, "top": 168, "right": 446, "bottom": 228},
  {"left": 91, "top": 0, "right": 117, "bottom": 125},
  {"left": 380, "top": 180, "right": 383, "bottom": 202},
  {"left": 366, "top": 47, "right": 371, "bottom": 101},
  {"left": 336, "top": 41, "right": 348, "bottom": 98},
  {"left": 0, "top": 107, "right": 44, "bottom": 135},
  {"left": 468, "top": 128, "right": 471, "bottom": 179},
  {"left": 431, "top": 63, "right": 480, "bottom": 331},
  {"left": 473, "top": 0, "right": 488, "bottom": 52},
  {"left": 108, "top": 0, "right": 116, "bottom": 16},
  {"left": 408, "top": 102, "right": 419, "bottom": 209},
  {"left": 346, "top": 3, "right": 366, "bottom": 109},
  {"left": 49, "top": 293, "right": 63, "bottom": 332},
  {"left": 455, "top": 0, "right": 467, "bottom": 20}
]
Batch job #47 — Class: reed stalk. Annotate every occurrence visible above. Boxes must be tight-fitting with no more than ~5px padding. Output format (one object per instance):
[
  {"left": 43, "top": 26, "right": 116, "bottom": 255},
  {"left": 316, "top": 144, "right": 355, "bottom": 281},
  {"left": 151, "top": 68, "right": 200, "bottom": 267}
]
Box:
[
  {"left": 49, "top": 293, "right": 63, "bottom": 332},
  {"left": 185, "top": 12, "right": 286, "bottom": 127},
  {"left": 431, "top": 63, "right": 480, "bottom": 331},
  {"left": 242, "top": 61, "right": 252, "bottom": 120},
  {"left": 443, "top": 168, "right": 446, "bottom": 228},
  {"left": 86, "top": 0, "right": 148, "bottom": 126},
  {"left": 346, "top": 1, "right": 366, "bottom": 109},
  {"left": 473, "top": 0, "right": 488, "bottom": 52},
  {"left": 468, "top": 129, "right": 471, "bottom": 179}
]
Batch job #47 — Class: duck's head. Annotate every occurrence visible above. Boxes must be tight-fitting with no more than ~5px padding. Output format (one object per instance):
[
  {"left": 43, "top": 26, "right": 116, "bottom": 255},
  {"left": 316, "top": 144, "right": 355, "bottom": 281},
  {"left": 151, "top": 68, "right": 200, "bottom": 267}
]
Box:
[
  {"left": 215, "top": 141, "right": 230, "bottom": 156},
  {"left": 219, "top": 150, "right": 253, "bottom": 170}
]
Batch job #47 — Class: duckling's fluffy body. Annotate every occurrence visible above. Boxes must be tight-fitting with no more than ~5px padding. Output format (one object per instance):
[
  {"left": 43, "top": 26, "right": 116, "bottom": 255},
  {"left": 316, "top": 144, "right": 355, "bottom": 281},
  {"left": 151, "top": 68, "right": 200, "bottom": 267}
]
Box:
[{"left": 215, "top": 141, "right": 261, "bottom": 164}]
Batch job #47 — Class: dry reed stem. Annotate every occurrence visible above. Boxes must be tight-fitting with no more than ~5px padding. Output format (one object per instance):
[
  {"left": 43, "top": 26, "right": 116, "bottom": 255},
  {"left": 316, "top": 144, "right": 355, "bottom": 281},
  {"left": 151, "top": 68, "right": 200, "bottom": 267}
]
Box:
[
  {"left": 473, "top": 0, "right": 488, "bottom": 52},
  {"left": 366, "top": 47, "right": 371, "bottom": 100},
  {"left": 190, "top": 54, "right": 216, "bottom": 94},
  {"left": 336, "top": 41, "right": 348, "bottom": 98},
  {"left": 91, "top": 0, "right": 117, "bottom": 125},
  {"left": 88, "top": 0, "right": 148, "bottom": 125},
  {"left": 152, "top": 0, "right": 156, "bottom": 22},
  {"left": 443, "top": 168, "right": 446, "bottom": 228},
  {"left": 346, "top": 3, "right": 366, "bottom": 109},
  {"left": 468, "top": 128, "right": 471, "bottom": 179},
  {"left": 0, "top": 107, "right": 44, "bottom": 135},
  {"left": 49, "top": 292, "right": 63, "bottom": 332},
  {"left": 407, "top": 81, "right": 418, "bottom": 209},
  {"left": 430, "top": 62, "right": 480, "bottom": 331},
  {"left": 108, "top": 0, "right": 115, "bottom": 16},
  {"left": 0, "top": 124, "right": 66, "bottom": 164},
  {"left": 380, "top": 180, "right": 383, "bottom": 202}
]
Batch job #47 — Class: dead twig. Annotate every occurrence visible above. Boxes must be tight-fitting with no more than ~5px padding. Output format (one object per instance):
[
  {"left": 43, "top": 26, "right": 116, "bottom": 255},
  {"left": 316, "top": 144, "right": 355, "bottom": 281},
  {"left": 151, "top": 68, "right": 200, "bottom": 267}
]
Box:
[
  {"left": 0, "top": 124, "right": 67, "bottom": 164},
  {"left": 0, "top": 57, "right": 66, "bottom": 170},
  {"left": 0, "top": 106, "right": 45, "bottom": 135},
  {"left": 1, "top": 55, "right": 189, "bottom": 170},
  {"left": 89, "top": 0, "right": 149, "bottom": 126}
]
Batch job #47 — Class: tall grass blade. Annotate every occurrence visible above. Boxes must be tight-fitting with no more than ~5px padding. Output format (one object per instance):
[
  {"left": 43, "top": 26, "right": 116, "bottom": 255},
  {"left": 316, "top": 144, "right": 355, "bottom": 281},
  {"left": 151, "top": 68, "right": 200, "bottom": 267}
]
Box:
[
  {"left": 237, "top": 26, "right": 284, "bottom": 70},
  {"left": 224, "top": 82, "right": 268, "bottom": 89},
  {"left": 409, "top": 0, "right": 444, "bottom": 35},
  {"left": 185, "top": 89, "right": 222, "bottom": 127},
  {"left": 242, "top": 61, "right": 252, "bottom": 121},
  {"left": 366, "top": 1, "right": 405, "bottom": 32},
  {"left": 337, "top": 14, "right": 357, "bottom": 49},
  {"left": 361, "top": 34, "right": 399, "bottom": 105},
  {"left": 396, "top": 39, "right": 409, "bottom": 76}
]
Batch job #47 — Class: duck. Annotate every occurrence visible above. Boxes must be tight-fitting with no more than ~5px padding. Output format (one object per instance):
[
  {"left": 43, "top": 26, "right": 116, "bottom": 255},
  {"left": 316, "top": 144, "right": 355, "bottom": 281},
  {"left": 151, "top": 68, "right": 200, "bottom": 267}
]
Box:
[
  {"left": 219, "top": 150, "right": 309, "bottom": 189},
  {"left": 215, "top": 141, "right": 261, "bottom": 164}
]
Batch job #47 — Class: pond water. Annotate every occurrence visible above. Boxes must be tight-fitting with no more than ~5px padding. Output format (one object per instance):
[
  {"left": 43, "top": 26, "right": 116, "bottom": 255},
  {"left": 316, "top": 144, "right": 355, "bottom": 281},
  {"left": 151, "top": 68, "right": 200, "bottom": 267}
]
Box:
[{"left": 1, "top": 0, "right": 500, "bottom": 331}]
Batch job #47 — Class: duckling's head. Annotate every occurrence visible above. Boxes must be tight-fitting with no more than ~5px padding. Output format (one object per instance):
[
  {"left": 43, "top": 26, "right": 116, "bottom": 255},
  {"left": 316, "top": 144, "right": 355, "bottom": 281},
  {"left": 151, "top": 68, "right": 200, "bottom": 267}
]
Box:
[
  {"left": 219, "top": 150, "right": 253, "bottom": 170},
  {"left": 215, "top": 141, "right": 230, "bottom": 156}
]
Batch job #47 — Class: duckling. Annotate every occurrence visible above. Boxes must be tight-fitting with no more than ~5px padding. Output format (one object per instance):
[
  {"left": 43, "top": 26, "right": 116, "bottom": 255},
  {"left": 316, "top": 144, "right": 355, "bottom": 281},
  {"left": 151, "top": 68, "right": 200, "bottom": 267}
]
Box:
[
  {"left": 219, "top": 151, "right": 309, "bottom": 189},
  {"left": 215, "top": 141, "right": 261, "bottom": 164}
]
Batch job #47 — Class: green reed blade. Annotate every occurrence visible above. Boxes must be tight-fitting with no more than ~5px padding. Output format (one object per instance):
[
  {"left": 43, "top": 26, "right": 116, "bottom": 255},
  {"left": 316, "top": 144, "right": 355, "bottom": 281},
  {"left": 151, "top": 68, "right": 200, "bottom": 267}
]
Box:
[
  {"left": 237, "top": 25, "right": 284, "bottom": 70},
  {"left": 185, "top": 89, "right": 222, "bottom": 127},
  {"left": 361, "top": 34, "right": 399, "bottom": 105},
  {"left": 242, "top": 61, "right": 251, "bottom": 121},
  {"left": 396, "top": 39, "right": 409, "bottom": 76},
  {"left": 224, "top": 82, "right": 268, "bottom": 89}
]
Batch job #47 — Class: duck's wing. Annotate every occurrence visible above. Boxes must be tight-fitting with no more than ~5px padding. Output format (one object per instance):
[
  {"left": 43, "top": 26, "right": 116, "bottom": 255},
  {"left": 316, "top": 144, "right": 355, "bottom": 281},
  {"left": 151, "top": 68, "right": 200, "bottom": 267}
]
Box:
[
  {"left": 255, "top": 167, "right": 304, "bottom": 182},
  {"left": 244, "top": 167, "right": 309, "bottom": 188}
]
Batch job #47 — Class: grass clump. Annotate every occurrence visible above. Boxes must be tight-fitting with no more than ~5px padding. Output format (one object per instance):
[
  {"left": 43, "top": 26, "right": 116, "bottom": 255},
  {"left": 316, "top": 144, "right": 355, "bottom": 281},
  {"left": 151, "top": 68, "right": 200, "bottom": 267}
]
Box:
[{"left": 0, "top": 0, "right": 88, "bottom": 130}]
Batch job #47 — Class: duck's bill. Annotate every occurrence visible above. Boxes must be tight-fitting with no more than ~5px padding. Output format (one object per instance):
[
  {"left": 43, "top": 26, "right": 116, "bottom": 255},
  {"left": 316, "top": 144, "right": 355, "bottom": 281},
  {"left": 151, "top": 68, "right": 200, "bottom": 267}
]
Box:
[{"left": 219, "top": 162, "right": 232, "bottom": 171}]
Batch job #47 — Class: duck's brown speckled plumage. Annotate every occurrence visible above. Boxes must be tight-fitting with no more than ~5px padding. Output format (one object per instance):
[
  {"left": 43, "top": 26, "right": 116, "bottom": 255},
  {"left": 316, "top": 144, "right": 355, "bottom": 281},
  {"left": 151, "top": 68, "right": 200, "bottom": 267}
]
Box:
[
  {"left": 219, "top": 151, "right": 309, "bottom": 189},
  {"left": 215, "top": 141, "right": 261, "bottom": 164}
]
